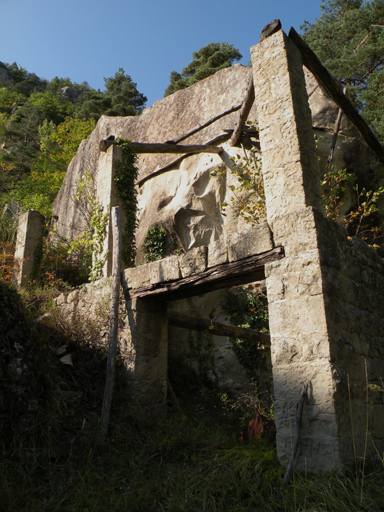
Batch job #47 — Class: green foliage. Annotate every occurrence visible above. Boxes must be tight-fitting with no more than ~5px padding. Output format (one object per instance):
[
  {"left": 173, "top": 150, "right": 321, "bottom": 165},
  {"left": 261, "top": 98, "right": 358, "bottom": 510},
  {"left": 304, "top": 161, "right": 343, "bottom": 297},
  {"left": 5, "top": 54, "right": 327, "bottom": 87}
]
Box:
[
  {"left": 213, "top": 137, "right": 266, "bottom": 225},
  {"left": 79, "top": 68, "right": 147, "bottom": 121},
  {"left": 165, "top": 42, "right": 242, "bottom": 96},
  {"left": 302, "top": 0, "right": 384, "bottom": 140},
  {"left": 113, "top": 138, "right": 139, "bottom": 267},
  {"left": 322, "top": 167, "right": 384, "bottom": 247},
  {"left": 143, "top": 224, "right": 167, "bottom": 262},
  {"left": 0, "top": 61, "right": 145, "bottom": 214},
  {"left": 322, "top": 167, "right": 357, "bottom": 220},
  {"left": 221, "top": 289, "right": 269, "bottom": 379}
]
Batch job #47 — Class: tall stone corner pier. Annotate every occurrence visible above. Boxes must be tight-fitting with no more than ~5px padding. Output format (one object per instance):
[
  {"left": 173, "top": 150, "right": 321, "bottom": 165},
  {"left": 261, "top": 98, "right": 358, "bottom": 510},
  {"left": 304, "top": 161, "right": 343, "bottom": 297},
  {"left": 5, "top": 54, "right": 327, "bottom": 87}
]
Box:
[
  {"left": 13, "top": 210, "right": 45, "bottom": 287},
  {"left": 251, "top": 28, "right": 384, "bottom": 471}
]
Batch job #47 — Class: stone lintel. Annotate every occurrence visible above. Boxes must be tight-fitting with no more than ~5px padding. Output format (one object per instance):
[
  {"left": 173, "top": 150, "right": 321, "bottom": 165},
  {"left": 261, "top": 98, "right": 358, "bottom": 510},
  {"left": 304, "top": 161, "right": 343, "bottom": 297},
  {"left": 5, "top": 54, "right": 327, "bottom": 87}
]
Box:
[
  {"left": 227, "top": 223, "right": 274, "bottom": 262},
  {"left": 179, "top": 246, "right": 208, "bottom": 278}
]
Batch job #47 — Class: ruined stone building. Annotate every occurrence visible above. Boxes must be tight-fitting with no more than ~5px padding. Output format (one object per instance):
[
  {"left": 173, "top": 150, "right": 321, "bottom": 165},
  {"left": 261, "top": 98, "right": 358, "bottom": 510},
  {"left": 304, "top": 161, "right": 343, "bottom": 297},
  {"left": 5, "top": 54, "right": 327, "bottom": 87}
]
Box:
[{"left": 14, "top": 27, "right": 384, "bottom": 472}]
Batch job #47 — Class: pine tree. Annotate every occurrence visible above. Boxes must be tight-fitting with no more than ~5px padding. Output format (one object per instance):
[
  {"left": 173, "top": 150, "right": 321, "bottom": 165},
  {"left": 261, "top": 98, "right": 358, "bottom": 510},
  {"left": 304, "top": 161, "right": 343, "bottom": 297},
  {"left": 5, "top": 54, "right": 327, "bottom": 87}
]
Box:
[{"left": 164, "top": 42, "right": 242, "bottom": 96}]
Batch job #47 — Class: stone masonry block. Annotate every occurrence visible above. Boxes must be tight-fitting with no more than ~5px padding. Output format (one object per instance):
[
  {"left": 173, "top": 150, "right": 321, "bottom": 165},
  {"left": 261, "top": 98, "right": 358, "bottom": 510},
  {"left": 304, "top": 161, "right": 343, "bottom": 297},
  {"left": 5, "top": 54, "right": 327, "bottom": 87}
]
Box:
[
  {"left": 125, "top": 265, "right": 151, "bottom": 289},
  {"left": 150, "top": 255, "right": 181, "bottom": 284},
  {"left": 227, "top": 223, "right": 273, "bottom": 262},
  {"left": 13, "top": 210, "right": 45, "bottom": 287},
  {"left": 179, "top": 246, "right": 207, "bottom": 278},
  {"left": 208, "top": 238, "right": 228, "bottom": 268}
]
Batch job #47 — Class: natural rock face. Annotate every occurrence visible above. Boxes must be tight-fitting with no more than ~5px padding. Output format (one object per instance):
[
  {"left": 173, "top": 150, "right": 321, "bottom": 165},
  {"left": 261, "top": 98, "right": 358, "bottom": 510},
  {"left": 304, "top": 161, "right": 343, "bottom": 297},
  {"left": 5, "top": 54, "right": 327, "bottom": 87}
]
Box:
[{"left": 52, "top": 62, "right": 383, "bottom": 261}]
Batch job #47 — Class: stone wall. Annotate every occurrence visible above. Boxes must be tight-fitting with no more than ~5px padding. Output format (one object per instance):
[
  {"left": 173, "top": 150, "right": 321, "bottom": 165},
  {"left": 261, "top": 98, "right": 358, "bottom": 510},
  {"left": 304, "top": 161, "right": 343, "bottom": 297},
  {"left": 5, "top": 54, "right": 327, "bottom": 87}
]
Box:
[{"left": 251, "top": 28, "right": 384, "bottom": 471}]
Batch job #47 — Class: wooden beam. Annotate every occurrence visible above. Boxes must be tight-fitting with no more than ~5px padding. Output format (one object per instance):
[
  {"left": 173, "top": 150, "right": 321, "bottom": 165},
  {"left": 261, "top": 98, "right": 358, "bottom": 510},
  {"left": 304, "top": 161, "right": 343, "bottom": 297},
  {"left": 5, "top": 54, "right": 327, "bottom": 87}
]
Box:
[
  {"left": 167, "top": 104, "right": 242, "bottom": 144},
  {"left": 229, "top": 77, "right": 256, "bottom": 147},
  {"left": 289, "top": 27, "right": 384, "bottom": 162},
  {"left": 125, "top": 246, "right": 284, "bottom": 301},
  {"left": 136, "top": 133, "right": 230, "bottom": 187},
  {"left": 100, "top": 140, "right": 223, "bottom": 155},
  {"left": 168, "top": 310, "right": 270, "bottom": 344}
]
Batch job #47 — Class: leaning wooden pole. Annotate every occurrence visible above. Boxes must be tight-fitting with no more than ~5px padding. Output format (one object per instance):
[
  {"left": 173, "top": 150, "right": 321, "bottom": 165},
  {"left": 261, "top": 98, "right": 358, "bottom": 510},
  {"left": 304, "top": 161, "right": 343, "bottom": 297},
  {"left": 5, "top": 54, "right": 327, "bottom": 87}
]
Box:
[
  {"left": 101, "top": 206, "right": 122, "bottom": 439},
  {"left": 229, "top": 76, "right": 255, "bottom": 147}
]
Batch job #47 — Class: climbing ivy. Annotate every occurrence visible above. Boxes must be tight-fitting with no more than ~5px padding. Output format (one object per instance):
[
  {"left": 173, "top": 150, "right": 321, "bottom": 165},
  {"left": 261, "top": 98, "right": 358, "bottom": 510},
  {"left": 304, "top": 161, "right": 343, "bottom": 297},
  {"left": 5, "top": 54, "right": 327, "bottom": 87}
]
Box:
[
  {"left": 113, "top": 138, "right": 139, "bottom": 267},
  {"left": 143, "top": 224, "right": 167, "bottom": 262}
]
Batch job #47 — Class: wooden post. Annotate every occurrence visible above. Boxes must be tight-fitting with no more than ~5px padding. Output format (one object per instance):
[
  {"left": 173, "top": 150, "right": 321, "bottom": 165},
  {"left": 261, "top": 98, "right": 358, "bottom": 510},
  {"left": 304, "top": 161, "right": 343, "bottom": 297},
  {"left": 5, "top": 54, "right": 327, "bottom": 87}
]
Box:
[{"left": 101, "top": 206, "right": 122, "bottom": 439}]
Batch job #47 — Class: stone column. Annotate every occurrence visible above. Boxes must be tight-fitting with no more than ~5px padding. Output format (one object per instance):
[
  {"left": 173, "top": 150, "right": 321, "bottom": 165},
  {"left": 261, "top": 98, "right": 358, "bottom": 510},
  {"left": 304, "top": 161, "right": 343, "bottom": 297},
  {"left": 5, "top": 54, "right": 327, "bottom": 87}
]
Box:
[
  {"left": 251, "top": 30, "right": 341, "bottom": 471},
  {"left": 120, "top": 297, "right": 168, "bottom": 414},
  {"left": 96, "top": 144, "right": 126, "bottom": 277},
  {"left": 13, "top": 210, "right": 45, "bottom": 287}
]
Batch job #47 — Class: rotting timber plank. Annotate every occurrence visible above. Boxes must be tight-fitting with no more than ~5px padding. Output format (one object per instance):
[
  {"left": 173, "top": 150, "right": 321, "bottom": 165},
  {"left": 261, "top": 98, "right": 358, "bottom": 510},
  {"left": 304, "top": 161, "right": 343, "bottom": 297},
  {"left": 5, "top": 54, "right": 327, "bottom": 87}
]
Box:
[{"left": 126, "top": 246, "right": 284, "bottom": 301}]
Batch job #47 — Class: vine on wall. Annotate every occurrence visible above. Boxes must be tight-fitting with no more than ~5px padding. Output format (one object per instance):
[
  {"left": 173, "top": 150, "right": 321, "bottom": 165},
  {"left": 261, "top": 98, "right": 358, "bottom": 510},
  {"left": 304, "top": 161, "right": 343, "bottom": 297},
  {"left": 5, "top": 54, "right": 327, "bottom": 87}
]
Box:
[{"left": 113, "top": 138, "right": 138, "bottom": 267}]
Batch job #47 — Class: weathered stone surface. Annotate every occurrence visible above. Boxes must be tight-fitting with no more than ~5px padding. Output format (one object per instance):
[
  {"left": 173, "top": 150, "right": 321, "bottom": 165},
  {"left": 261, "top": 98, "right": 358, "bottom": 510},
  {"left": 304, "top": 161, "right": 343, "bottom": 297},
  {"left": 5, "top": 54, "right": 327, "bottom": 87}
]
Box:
[
  {"left": 149, "top": 255, "right": 181, "bottom": 284},
  {"left": 126, "top": 265, "right": 151, "bottom": 289},
  {"left": 207, "top": 238, "right": 228, "bottom": 267},
  {"left": 227, "top": 223, "right": 273, "bottom": 262},
  {"left": 251, "top": 30, "right": 323, "bottom": 222},
  {"left": 122, "top": 298, "right": 168, "bottom": 411},
  {"left": 179, "top": 246, "right": 207, "bottom": 277},
  {"left": 13, "top": 210, "right": 45, "bottom": 287}
]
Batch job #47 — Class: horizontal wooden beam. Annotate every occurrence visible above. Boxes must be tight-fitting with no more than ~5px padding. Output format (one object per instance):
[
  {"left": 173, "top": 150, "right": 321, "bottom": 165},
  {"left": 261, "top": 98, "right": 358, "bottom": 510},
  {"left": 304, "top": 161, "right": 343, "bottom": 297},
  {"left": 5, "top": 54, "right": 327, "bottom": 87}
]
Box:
[
  {"left": 125, "top": 246, "right": 284, "bottom": 301},
  {"left": 168, "top": 310, "right": 270, "bottom": 344},
  {"left": 100, "top": 140, "right": 223, "bottom": 155},
  {"left": 289, "top": 27, "right": 384, "bottom": 162},
  {"left": 136, "top": 133, "right": 230, "bottom": 187}
]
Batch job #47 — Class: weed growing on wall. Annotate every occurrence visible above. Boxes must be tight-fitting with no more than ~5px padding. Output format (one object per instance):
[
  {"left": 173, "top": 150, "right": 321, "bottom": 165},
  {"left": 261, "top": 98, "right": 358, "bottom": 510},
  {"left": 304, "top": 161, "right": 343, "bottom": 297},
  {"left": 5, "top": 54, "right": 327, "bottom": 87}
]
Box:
[
  {"left": 322, "top": 167, "right": 384, "bottom": 248},
  {"left": 212, "top": 150, "right": 266, "bottom": 225},
  {"left": 143, "top": 224, "right": 167, "bottom": 262},
  {"left": 63, "top": 171, "right": 110, "bottom": 281},
  {"left": 221, "top": 289, "right": 269, "bottom": 380},
  {"left": 113, "top": 138, "right": 138, "bottom": 267}
]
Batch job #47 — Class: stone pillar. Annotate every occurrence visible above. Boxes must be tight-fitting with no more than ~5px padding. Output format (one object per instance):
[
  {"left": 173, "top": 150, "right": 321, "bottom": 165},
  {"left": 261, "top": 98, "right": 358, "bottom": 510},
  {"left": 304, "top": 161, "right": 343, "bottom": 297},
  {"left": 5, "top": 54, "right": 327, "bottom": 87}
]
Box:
[
  {"left": 96, "top": 144, "right": 126, "bottom": 277},
  {"left": 251, "top": 30, "right": 341, "bottom": 471},
  {"left": 120, "top": 297, "right": 168, "bottom": 413},
  {"left": 13, "top": 210, "right": 45, "bottom": 287}
]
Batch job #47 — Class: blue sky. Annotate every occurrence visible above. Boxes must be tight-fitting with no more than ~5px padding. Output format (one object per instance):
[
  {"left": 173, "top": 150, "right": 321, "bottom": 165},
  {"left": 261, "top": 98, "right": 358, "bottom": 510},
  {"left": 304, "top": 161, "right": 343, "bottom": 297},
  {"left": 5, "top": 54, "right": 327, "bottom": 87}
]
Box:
[{"left": 0, "top": 0, "right": 323, "bottom": 107}]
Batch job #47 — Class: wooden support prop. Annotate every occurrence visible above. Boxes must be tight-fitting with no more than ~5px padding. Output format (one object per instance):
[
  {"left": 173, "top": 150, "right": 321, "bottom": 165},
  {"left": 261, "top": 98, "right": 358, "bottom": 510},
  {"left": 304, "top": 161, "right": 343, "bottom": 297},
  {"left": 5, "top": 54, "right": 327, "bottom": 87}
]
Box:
[
  {"left": 136, "top": 133, "right": 230, "bottom": 187},
  {"left": 167, "top": 104, "right": 242, "bottom": 144},
  {"left": 168, "top": 310, "right": 270, "bottom": 344},
  {"left": 283, "top": 382, "right": 309, "bottom": 485},
  {"left": 289, "top": 27, "right": 384, "bottom": 162},
  {"left": 100, "top": 140, "right": 223, "bottom": 155},
  {"left": 101, "top": 206, "right": 122, "bottom": 439},
  {"left": 229, "top": 77, "right": 256, "bottom": 147},
  {"left": 325, "top": 88, "right": 347, "bottom": 171},
  {"left": 126, "top": 246, "right": 284, "bottom": 301}
]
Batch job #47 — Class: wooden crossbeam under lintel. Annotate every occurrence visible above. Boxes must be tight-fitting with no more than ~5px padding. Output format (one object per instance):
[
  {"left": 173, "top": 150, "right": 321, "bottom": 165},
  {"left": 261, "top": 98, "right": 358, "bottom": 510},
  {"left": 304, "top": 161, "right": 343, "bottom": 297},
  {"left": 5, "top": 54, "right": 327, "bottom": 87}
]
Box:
[
  {"left": 125, "top": 246, "right": 284, "bottom": 301},
  {"left": 168, "top": 310, "right": 271, "bottom": 344}
]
